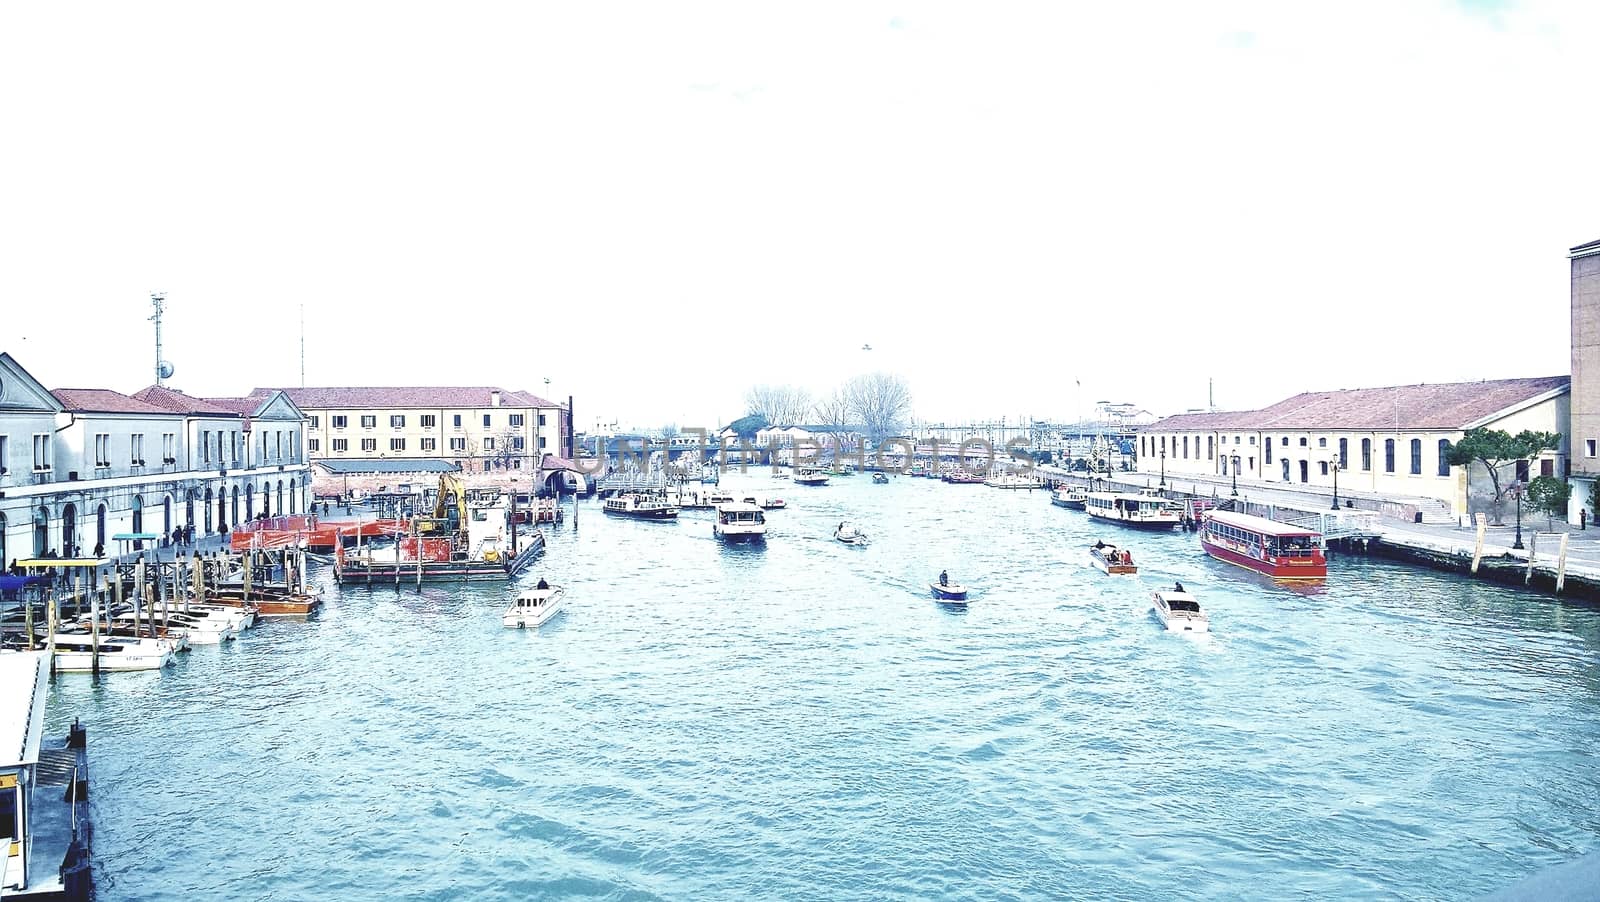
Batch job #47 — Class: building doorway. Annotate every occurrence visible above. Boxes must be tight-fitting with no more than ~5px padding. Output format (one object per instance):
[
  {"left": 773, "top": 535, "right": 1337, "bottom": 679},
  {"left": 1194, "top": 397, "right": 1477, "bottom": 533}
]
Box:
[
  {"left": 62, "top": 503, "right": 77, "bottom": 558},
  {"left": 33, "top": 505, "right": 48, "bottom": 557},
  {"left": 1299, "top": 460, "right": 1309, "bottom": 483}
]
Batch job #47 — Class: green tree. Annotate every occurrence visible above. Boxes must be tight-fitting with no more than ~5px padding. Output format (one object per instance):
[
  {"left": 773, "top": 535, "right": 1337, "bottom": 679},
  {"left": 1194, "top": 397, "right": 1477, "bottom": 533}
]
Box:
[
  {"left": 728, "top": 413, "right": 769, "bottom": 440},
  {"left": 1445, "top": 428, "right": 1561, "bottom": 524},
  {"left": 1526, "top": 475, "right": 1571, "bottom": 530}
]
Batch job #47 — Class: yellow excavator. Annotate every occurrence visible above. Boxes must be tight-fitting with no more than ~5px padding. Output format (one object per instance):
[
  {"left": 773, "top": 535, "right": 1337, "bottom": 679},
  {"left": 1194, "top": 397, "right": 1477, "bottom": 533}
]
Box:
[{"left": 416, "top": 474, "right": 467, "bottom": 536}]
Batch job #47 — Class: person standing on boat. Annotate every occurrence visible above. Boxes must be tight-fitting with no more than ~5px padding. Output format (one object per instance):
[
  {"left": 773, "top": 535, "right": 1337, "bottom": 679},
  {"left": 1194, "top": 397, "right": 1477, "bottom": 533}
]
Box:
[{"left": 940, "top": 569, "right": 949, "bottom": 587}]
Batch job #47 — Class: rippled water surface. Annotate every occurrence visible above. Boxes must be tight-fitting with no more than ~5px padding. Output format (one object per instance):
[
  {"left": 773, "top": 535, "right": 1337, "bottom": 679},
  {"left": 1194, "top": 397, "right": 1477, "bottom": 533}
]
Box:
[{"left": 45, "top": 475, "right": 1600, "bottom": 900}]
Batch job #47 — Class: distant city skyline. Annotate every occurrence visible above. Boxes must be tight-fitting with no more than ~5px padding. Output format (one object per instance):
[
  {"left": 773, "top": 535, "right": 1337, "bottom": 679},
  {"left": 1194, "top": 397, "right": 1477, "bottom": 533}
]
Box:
[{"left": 4, "top": 1, "right": 1597, "bottom": 429}]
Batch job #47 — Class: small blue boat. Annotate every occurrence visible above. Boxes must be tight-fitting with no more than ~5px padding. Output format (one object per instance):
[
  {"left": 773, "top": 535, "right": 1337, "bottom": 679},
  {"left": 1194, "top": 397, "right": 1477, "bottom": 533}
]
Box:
[{"left": 930, "top": 581, "right": 968, "bottom": 602}]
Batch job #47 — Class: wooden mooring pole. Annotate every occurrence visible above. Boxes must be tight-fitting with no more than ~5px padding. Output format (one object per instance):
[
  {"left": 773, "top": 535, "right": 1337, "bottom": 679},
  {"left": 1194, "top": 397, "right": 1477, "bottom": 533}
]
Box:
[
  {"left": 1471, "top": 514, "right": 1487, "bottom": 575},
  {"left": 1556, "top": 533, "right": 1571, "bottom": 594}
]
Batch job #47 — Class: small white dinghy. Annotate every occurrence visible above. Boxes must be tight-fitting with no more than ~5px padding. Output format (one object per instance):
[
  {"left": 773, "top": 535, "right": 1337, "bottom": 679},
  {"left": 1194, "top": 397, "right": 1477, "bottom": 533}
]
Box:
[
  {"left": 834, "top": 522, "right": 870, "bottom": 546},
  {"left": 503, "top": 583, "right": 565, "bottom": 628}
]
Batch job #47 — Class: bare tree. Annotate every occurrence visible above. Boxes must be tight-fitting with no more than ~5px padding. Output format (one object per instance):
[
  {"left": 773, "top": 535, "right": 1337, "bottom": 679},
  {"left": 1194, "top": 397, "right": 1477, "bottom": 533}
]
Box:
[
  {"left": 814, "top": 388, "right": 852, "bottom": 434},
  {"left": 846, "top": 372, "right": 912, "bottom": 445},
  {"left": 745, "top": 384, "right": 814, "bottom": 426}
]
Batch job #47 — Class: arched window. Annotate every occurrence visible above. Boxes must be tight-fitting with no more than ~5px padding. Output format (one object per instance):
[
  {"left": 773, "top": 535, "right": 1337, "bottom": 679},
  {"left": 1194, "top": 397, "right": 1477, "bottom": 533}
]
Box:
[
  {"left": 163, "top": 496, "right": 173, "bottom": 537},
  {"left": 290, "top": 479, "right": 298, "bottom": 514},
  {"left": 62, "top": 503, "right": 77, "bottom": 558},
  {"left": 217, "top": 486, "right": 228, "bottom": 532},
  {"left": 262, "top": 486, "right": 271, "bottom": 518},
  {"left": 97, "top": 504, "right": 107, "bottom": 553},
  {"left": 34, "top": 505, "right": 49, "bottom": 557},
  {"left": 246, "top": 484, "right": 255, "bottom": 520},
  {"left": 276, "top": 480, "right": 284, "bottom": 516},
  {"left": 186, "top": 489, "right": 197, "bottom": 530},
  {"left": 131, "top": 495, "right": 144, "bottom": 550},
  {"left": 1361, "top": 438, "right": 1372, "bottom": 471},
  {"left": 1384, "top": 439, "right": 1396, "bottom": 473},
  {"left": 232, "top": 486, "right": 241, "bottom": 526},
  {"left": 0, "top": 513, "right": 6, "bottom": 567},
  {"left": 1338, "top": 437, "right": 1348, "bottom": 470},
  {"left": 1410, "top": 438, "right": 1422, "bottom": 475},
  {"left": 1438, "top": 439, "right": 1451, "bottom": 477},
  {"left": 204, "top": 487, "right": 214, "bottom": 533}
]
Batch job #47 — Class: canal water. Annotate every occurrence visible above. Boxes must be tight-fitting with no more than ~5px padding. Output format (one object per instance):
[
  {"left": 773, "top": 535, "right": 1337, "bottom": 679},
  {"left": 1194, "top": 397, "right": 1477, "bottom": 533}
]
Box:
[{"left": 45, "top": 474, "right": 1600, "bottom": 900}]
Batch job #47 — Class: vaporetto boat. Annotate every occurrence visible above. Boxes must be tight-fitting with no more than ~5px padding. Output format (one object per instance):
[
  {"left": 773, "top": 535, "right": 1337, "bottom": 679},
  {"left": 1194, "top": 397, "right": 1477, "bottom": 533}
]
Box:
[
  {"left": 1083, "top": 491, "right": 1182, "bottom": 529},
  {"left": 713, "top": 502, "right": 767, "bottom": 541}
]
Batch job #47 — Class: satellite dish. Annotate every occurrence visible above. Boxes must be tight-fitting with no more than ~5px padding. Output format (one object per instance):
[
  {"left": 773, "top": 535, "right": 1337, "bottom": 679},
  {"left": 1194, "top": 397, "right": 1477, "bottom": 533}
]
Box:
[{"left": 158, "top": 361, "right": 175, "bottom": 379}]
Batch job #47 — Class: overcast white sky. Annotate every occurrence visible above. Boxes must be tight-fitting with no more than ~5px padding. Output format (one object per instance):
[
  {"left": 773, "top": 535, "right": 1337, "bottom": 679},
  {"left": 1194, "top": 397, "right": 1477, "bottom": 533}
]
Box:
[{"left": 3, "top": 1, "right": 1597, "bottom": 432}]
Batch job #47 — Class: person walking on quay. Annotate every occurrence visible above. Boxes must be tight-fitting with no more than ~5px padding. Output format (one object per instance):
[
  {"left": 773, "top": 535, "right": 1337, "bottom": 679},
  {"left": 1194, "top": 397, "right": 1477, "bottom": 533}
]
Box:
[{"left": 93, "top": 540, "right": 104, "bottom": 559}]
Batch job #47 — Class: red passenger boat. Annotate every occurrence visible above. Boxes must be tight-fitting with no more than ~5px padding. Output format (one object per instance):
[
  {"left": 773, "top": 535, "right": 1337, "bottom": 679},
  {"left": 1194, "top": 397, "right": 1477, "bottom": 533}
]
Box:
[{"left": 1199, "top": 510, "right": 1326, "bottom": 579}]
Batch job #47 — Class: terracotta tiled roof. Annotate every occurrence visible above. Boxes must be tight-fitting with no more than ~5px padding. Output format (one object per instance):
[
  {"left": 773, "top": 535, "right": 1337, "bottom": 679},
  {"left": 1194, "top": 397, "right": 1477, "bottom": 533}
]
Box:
[
  {"left": 51, "top": 389, "right": 174, "bottom": 415},
  {"left": 1147, "top": 376, "right": 1569, "bottom": 432},
  {"left": 200, "top": 397, "right": 262, "bottom": 416},
  {"left": 253, "top": 386, "right": 561, "bottom": 409},
  {"left": 131, "top": 385, "right": 241, "bottom": 416}
]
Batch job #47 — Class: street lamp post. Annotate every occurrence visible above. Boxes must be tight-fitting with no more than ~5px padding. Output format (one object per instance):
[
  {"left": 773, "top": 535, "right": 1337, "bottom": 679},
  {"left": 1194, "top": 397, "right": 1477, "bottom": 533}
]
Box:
[
  {"left": 1230, "top": 453, "right": 1240, "bottom": 498},
  {"left": 1159, "top": 449, "right": 1166, "bottom": 490},
  {"left": 1330, "top": 456, "right": 1341, "bottom": 511},
  {"left": 1511, "top": 482, "right": 1526, "bottom": 550}
]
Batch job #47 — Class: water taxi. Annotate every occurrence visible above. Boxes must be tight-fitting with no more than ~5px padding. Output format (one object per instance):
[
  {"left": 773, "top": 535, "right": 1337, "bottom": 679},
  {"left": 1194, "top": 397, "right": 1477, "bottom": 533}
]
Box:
[
  {"left": 1084, "top": 491, "right": 1182, "bottom": 529},
  {"left": 1089, "top": 542, "right": 1138, "bottom": 575},
  {"left": 43, "top": 632, "right": 178, "bottom": 672},
  {"left": 1200, "top": 510, "right": 1327, "bottom": 579},
  {"left": 603, "top": 492, "right": 681, "bottom": 519},
  {"left": 761, "top": 497, "right": 787, "bottom": 510},
  {"left": 1153, "top": 586, "right": 1209, "bottom": 632},
  {"left": 793, "top": 467, "right": 830, "bottom": 486},
  {"left": 1051, "top": 486, "right": 1088, "bottom": 509},
  {"left": 713, "top": 502, "right": 768, "bottom": 541},
  {"left": 502, "top": 583, "right": 565, "bottom": 628}
]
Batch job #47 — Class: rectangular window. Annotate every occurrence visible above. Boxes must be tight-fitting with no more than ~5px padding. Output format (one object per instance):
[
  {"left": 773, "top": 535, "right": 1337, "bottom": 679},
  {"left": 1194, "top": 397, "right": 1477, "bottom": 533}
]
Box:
[
  {"left": 1515, "top": 459, "right": 1530, "bottom": 483},
  {"left": 449, "top": 437, "right": 466, "bottom": 451},
  {"left": 1361, "top": 438, "right": 1371, "bottom": 471},
  {"left": 1299, "top": 437, "right": 1308, "bottom": 447},
  {"left": 1541, "top": 458, "right": 1554, "bottom": 478},
  {"left": 164, "top": 433, "right": 175, "bottom": 463},
  {"left": 538, "top": 436, "right": 547, "bottom": 449},
  {"left": 94, "top": 433, "right": 111, "bottom": 467},
  {"left": 539, "top": 414, "right": 547, "bottom": 426},
  {"left": 1319, "top": 461, "right": 1328, "bottom": 476},
  {"left": 483, "top": 414, "right": 492, "bottom": 428},
  {"left": 513, "top": 436, "right": 525, "bottom": 451},
  {"left": 308, "top": 415, "right": 320, "bottom": 428},
  {"left": 308, "top": 438, "right": 321, "bottom": 452},
  {"left": 360, "top": 415, "right": 376, "bottom": 428},
  {"left": 390, "top": 438, "right": 405, "bottom": 451},
  {"left": 421, "top": 415, "right": 436, "bottom": 428},
  {"left": 1182, "top": 436, "right": 1189, "bottom": 459},
  {"left": 0, "top": 435, "right": 7, "bottom": 472},
  {"left": 275, "top": 431, "right": 282, "bottom": 460},
  {"left": 391, "top": 415, "right": 406, "bottom": 428},
  {"left": 483, "top": 437, "right": 495, "bottom": 451},
  {"left": 1234, "top": 435, "right": 1240, "bottom": 445},
  {"left": 1338, "top": 437, "right": 1347, "bottom": 470},
  {"left": 1588, "top": 440, "right": 1596, "bottom": 458},
  {"left": 1207, "top": 436, "right": 1214, "bottom": 460},
  {"left": 1318, "top": 437, "right": 1327, "bottom": 448},
  {"left": 332, "top": 415, "right": 348, "bottom": 429},
  {"left": 421, "top": 438, "right": 437, "bottom": 451},
  {"left": 453, "top": 414, "right": 462, "bottom": 429},
  {"left": 333, "top": 438, "right": 348, "bottom": 452},
  {"left": 1410, "top": 438, "right": 1422, "bottom": 475},
  {"left": 1385, "top": 439, "right": 1396, "bottom": 473},
  {"left": 131, "top": 433, "right": 144, "bottom": 465},
  {"left": 1438, "top": 440, "right": 1451, "bottom": 477},
  {"left": 1265, "top": 437, "right": 1273, "bottom": 464},
  {"left": 361, "top": 438, "right": 377, "bottom": 452},
  {"left": 509, "top": 414, "right": 524, "bottom": 427}
]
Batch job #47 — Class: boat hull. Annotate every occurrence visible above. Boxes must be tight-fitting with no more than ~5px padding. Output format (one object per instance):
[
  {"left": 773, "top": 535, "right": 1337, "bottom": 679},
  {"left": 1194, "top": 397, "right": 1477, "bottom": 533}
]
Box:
[
  {"left": 1086, "top": 510, "right": 1181, "bottom": 530},
  {"left": 1201, "top": 537, "right": 1327, "bottom": 579},
  {"left": 930, "top": 584, "right": 968, "bottom": 602},
  {"left": 603, "top": 507, "right": 680, "bottom": 519},
  {"left": 1158, "top": 614, "right": 1209, "bottom": 633},
  {"left": 503, "top": 602, "right": 564, "bottom": 628}
]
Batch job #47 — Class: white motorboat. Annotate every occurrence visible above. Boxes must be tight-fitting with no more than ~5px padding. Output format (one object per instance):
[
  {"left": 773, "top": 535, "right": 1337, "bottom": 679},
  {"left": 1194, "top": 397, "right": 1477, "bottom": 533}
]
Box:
[
  {"left": 984, "top": 473, "right": 1045, "bottom": 490},
  {"left": 47, "top": 632, "right": 177, "bottom": 672},
  {"left": 503, "top": 583, "right": 565, "bottom": 628},
  {"left": 834, "top": 522, "right": 870, "bottom": 546},
  {"left": 714, "top": 502, "right": 767, "bottom": 541},
  {"left": 1089, "top": 542, "right": 1138, "bottom": 575},
  {"left": 96, "top": 609, "right": 236, "bottom": 645},
  {"left": 603, "top": 493, "right": 681, "bottom": 519},
  {"left": 1051, "top": 486, "right": 1087, "bottom": 509},
  {"left": 793, "top": 467, "right": 830, "bottom": 486},
  {"left": 1153, "top": 586, "right": 1209, "bottom": 633}
]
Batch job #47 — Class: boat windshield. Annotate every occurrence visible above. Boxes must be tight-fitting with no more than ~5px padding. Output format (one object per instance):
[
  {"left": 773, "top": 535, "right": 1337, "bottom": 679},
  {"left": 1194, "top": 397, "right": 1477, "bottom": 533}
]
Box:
[
  {"left": 1269, "top": 536, "right": 1321, "bottom": 558},
  {"left": 1167, "top": 599, "right": 1201, "bottom": 613}
]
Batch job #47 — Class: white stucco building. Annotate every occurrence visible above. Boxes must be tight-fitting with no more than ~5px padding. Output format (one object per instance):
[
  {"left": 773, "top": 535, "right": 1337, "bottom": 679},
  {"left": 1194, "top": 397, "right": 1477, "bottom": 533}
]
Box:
[
  {"left": 1136, "top": 376, "right": 1570, "bottom": 520},
  {"left": 0, "top": 352, "right": 310, "bottom": 564}
]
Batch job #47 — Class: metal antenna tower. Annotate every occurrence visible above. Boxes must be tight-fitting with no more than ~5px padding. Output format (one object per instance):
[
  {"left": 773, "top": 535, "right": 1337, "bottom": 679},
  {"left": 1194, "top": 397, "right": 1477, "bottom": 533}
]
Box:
[{"left": 149, "top": 292, "right": 174, "bottom": 386}]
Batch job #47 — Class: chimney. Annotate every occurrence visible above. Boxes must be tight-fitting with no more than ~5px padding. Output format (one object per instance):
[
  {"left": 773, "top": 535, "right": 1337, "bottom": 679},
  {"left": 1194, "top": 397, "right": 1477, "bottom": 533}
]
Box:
[{"left": 491, "top": 390, "right": 501, "bottom": 408}]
